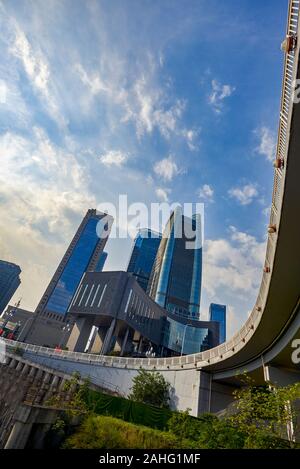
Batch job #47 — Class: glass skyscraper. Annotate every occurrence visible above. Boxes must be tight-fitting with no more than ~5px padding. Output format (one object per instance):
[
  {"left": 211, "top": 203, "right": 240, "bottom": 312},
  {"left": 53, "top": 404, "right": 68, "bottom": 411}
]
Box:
[
  {"left": 35, "top": 209, "right": 113, "bottom": 319},
  {"left": 0, "top": 260, "right": 21, "bottom": 313},
  {"left": 96, "top": 251, "right": 108, "bottom": 272},
  {"left": 148, "top": 207, "right": 202, "bottom": 320},
  {"left": 127, "top": 229, "right": 162, "bottom": 291},
  {"left": 209, "top": 303, "right": 226, "bottom": 343}
]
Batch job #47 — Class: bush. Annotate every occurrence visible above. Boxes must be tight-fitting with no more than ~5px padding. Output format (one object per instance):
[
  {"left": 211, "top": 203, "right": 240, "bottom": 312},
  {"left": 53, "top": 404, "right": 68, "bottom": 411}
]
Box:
[
  {"left": 63, "top": 415, "right": 194, "bottom": 449},
  {"left": 129, "top": 369, "right": 171, "bottom": 409},
  {"left": 168, "top": 409, "right": 245, "bottom": 449}
]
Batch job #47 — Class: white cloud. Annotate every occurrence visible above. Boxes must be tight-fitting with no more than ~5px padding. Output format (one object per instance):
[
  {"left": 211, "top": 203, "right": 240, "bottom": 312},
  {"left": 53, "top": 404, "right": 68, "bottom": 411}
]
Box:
[
  {"left": 198, "top": 184, "right": 214, "bottom": 201},
  {"left": 8, "top": 21, "right": 66, "bottom": 128},
  {"left": 0, "top": 128, "right": 96, "bottom": 310},
  {"left": 0, "top": 79, "right": 7, "bottom": 104},
  {"left": 182, "top": 128, "right": 199, "bottom": 151},
  {"left": 228, "top": 183, "right": 258, "bottom": 206},
  {"left": 75, "top": 57, "right": 186, "bottom": 140},
  {"left": 75, "top": 63, "right": 107, "bottom": 95},
  {"left": 123, "top": 76, "right": 186, "bottom": 139},
  {"left": 10, "top": 25, "right": 49, "bottom": 94},
  {"left": 262, "top": 206, "right": 271, "bottom": 217},
  {"left": 209, "top": 79, "right": 235, "bottom": 113},
  {"left": 255, "top": 126, "right": 277, "bottom": 162},
  {"left": 100, "top": 150, "right": 128, "bottom": 167},
  {"left": 202, "top": 227, "right": 267, "bottom": 338},
  {"left": 153, "top": 156, "right": 183, "bottom": 181},
  {"left": 155, "top": 187, "right": 171, "bottom": 202}
]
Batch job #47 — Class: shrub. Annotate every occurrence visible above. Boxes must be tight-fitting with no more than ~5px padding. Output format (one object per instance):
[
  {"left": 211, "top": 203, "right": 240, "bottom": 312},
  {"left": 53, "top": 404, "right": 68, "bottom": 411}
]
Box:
[
  {"left": 63, "top": 415, "right": 194, "bottom": 449},
  {"left": 129, "top": 369, "right": 171, "bottom": 409}
]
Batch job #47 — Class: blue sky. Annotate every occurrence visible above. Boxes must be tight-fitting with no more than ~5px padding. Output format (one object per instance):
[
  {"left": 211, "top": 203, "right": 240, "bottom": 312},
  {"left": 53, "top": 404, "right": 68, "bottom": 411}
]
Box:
[{"left": 0, "top": 0, "right": 287, "bottom": 338}]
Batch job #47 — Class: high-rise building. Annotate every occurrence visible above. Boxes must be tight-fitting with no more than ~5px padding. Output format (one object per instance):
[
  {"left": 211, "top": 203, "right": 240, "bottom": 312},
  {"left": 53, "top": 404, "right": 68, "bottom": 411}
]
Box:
[
  {"left": 96, "top": 251, "right": 108, "bottom": 272},
  {"left": 148, "top": 207, "right": 202, "bottom": 320},
  {"left": 35, "top": 209, "right": 113, "bottom": 319},
  {"left": 209, "top": 303, "right": 226, "bottom": 343},
  {"left": 127, "top": 229, "right": 162, "bottom": 291},
  {"left": 0, "top": 261, "right": 21, "bottom": 314}
]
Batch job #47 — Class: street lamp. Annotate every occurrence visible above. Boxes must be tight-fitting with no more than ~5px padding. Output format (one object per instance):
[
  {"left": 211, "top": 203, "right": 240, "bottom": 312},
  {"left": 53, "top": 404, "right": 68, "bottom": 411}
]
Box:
[{"left": 181, "top": 324, "right": 193, "bottom": 356}]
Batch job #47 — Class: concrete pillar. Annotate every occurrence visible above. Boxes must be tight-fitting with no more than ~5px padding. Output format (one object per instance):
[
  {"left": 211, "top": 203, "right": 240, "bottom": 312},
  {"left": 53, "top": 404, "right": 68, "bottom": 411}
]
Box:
[
  {"left": 112, "top": 322, "right": 123, "bottom": 353},
  {"left": 101, "top": 319, "right": 116, "bottom": 355},
  {"left": 138, "top": 336, "right": 144, "bottom": 353},
  {"left": 4, "top": 421, "right": 33, "bottom": 449},
  {"left": 66, "top": 316, "right": 95, "bottom": 352},
  {"left": 16, "top": 361, "right": 24, "bottom": 372},
  {"left": 90, "top": 327, "right": 107, "bottom": 354},
  {"left": 264, "top": 365, "right": 300, "bottom": 386},
  {"left": 21, "top": 363, "right": 30, "bottom": 376},
  {"left": 9, "top": 358, "right": 17, "bottom": 369},
  {"left": 120, "top": 328, "right": 130, "bottom": 357},
  {"left": 197, "top": 371, "right": 211, "bottom": 415}
]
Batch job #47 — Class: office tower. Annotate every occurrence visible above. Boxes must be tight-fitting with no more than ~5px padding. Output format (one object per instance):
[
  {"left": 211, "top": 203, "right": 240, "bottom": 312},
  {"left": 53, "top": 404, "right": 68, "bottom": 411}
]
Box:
[
  {"left": 148, "top": 207, "right": 202, "bottom": 319},
  {"left": 127, "top": 229, "right": 162, "bottom": 291},
  {"left": 35, "top": 209, "right": 113, "bottom": 319},
  {"left": 0, "top": 260, "right": 21, "bottom": 314},
  {"left": 96, "top": 251, "right": 108, "bottom": 272},
  {"left": 209, "top": 303, "right": 226, "bottom": 343}
]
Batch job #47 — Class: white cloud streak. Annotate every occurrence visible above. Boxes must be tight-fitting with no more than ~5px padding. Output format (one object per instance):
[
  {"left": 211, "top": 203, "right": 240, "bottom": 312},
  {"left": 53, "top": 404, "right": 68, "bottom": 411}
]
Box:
[
  {"left": 209, "top": 79, "right": 235, "bottom": 113},
  {"left": 228, "top": 183, "right": 258, "bottom": 206}
]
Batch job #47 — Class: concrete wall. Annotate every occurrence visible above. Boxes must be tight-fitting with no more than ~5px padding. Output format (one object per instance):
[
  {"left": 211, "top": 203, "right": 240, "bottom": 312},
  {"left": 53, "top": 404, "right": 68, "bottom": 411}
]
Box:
[{"left": 23, "top": 351, "right": 207, "bottom": 416}]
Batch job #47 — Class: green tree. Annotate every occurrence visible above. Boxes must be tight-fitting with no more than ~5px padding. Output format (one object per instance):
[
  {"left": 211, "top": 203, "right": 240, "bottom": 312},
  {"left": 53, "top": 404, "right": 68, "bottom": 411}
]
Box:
[
  {"left": 129, "top": 369, "right": 171, "bottom": 409},
  {"left": 168, "top": 409, "right": 245, "bottom": 449},
  {"left": 229, "top": 377, "right": 300, "bottom": 448}
]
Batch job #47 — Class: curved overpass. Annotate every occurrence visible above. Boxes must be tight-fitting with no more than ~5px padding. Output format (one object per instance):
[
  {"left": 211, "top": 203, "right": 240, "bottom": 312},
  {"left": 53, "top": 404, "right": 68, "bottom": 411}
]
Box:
[{"left": 2, "top": 0, "right": 300, "bottom": 415}]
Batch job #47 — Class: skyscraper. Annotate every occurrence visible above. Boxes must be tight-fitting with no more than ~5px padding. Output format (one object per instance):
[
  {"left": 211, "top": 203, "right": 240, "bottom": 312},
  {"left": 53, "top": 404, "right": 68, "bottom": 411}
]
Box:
[
  {"left": 148, "top": 207, "right": 202, "bottom": 320},
  {"left": 96, "top": 251, "right": 108, "bottom": 272},
  {"left": 35, "top": 209, "right": 113, "bottom": 319},
  {"left": 0, "top": 261, "right": 21, "bottom": 314},
  {"left": 127, "top": 229, "right": 162, "bottom": 291},
  {"left": 209, "top": 303, "right": 226, "bottom": 343}
]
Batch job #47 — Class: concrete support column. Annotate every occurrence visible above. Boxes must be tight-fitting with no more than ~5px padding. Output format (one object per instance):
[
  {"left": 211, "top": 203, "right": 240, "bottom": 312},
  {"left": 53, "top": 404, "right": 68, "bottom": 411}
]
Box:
[
  {"left": 28, "top": 366, "right": 37, "bottom": 380},
  {"left": 120, "top": 328, "right": 130, "bottom": 357},
  {"left": 264, "top": 365, "right": 300, "bottom": 387},
  {"left": 197, "top": 371, "right": 211, "bottom": 415},
  {"left": 4, "top": 421, "right": 33, "bottom": 449},
  {"left": 112, "top": 322, "right": 123, "bottom": 353},
  {"left": 66, "top": 316, "right": 95, "bottom": 352},
  {"left": 21, "top": 363, "right": 30, "bottom": 376},
  {"left": 138, "top": 336, "right": 144, "bottom": 353},
  {"left": 9, "top": 358, "right": 17, "bottom": 369},
  {"left": 16, "top": 361, "right": 24, "bottom": 372},
  {"left": 90, "top": 327, "right": 107, "bottom": 354},
  {"left": 101, "top": 319, "right": 116, "bottom": 355}
]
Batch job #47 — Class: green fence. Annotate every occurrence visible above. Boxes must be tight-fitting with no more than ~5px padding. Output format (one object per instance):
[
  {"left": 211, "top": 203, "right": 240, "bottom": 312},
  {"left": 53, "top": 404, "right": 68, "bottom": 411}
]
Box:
[{"left": 85, "top": 390, "right": 173, "bottom": 431}]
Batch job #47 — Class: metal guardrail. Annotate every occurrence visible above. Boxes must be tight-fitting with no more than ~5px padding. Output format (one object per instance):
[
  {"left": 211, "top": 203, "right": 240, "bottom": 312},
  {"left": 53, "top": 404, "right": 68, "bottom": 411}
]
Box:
[{"left": 2, "top": 1, "right": 299, "bottom": 373}]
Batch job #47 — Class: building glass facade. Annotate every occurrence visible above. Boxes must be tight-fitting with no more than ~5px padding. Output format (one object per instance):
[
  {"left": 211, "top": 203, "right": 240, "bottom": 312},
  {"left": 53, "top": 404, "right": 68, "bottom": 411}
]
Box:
[
  {"left": 162, "top": 317, "right": 209, "bottom": 354},
  {"left": 0, "top": 261, "right": 21, "bottom": 313},
  {"left": 96, "top": 251, "right": 108, "bottom": 272},
  {"left": 148, "top": 208, "right": 202, "bottom": 320},
  {"left": 41, "top": 211, "right": 112, "bottom": 317},
  {"left": 127, "top": 229, "right": 161, "bottom": 291},
  {"left": 209, "top": 303, "right": 226, "bottom": 344}
]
